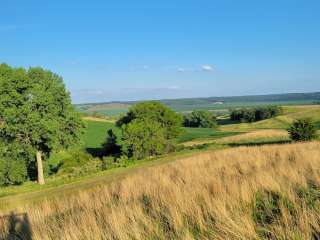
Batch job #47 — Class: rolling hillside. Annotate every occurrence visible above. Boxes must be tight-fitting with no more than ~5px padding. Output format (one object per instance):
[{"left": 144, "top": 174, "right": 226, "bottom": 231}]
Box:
[{"left": 75, "top": 92, "right": 320, "bottom": 116}]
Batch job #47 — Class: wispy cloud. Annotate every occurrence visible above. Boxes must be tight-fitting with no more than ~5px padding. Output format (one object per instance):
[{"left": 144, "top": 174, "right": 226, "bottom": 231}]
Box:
[
  {"left": 0, "top": 24, "right": 30, "bottom": 31},
  {"left": 201, "top": 65, "right": 214, "bottom": 72},
  {"left": 177, "top": 65, "right": 214, "bottom": 73}
]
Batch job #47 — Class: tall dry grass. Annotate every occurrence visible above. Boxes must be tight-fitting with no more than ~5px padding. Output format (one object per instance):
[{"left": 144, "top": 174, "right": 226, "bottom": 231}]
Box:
[
  {"left": 1, "top": 142, "right": 320, "bottom": 240},
  {"left": 216, "top": 129, "right": 290, "bottom": 145}
]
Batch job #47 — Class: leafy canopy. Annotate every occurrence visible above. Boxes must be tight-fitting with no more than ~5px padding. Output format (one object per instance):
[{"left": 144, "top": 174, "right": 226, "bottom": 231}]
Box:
[{"left": 0, "top": 63, "right": 84, "bottom": 185}]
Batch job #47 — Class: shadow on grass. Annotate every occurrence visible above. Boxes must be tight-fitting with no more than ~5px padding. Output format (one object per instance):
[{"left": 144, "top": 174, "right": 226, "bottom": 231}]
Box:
[
  {"left": 217, "top": 118, "right": 238, "bottom": 126},
  {"left": 0, "top": 212, "right": 32, "bottom": 240},
  {"left": 86, "top": 147, "right": 104, "bottom": 157},
  {"left": 228, "top": 139, "right": 292, "bottom": 147}
]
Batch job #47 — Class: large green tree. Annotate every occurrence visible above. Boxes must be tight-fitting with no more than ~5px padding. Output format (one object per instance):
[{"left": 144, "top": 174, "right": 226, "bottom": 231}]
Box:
[
  {"left": 117, "top": 101, "right": 182, "bottom": 159},
  {"left": 0, "top": 64, "right": 84, "bottom": 185}
]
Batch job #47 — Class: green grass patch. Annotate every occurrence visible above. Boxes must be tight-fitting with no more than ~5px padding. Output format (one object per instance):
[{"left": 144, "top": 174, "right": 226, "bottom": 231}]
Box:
[
  {"left": 83, "top": 120, "right": 119, "bottom": 149},
  {"left": 178, "top": 127, "right": 238, "bottom": 143}
]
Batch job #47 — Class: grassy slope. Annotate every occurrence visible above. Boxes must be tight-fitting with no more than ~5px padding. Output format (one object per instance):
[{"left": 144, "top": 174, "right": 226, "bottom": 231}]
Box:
[
  {"left": 0, "top": 147, "right": 224, "bottom": 211},
  {"left": 221, "top": 105, "right": 320, "bottom": 132},
  {"left": 1, "top": 142, "right": 319, "bottom": 239},
  {"left": 177, "top": 127, "right": 238, "bottom": 143}
]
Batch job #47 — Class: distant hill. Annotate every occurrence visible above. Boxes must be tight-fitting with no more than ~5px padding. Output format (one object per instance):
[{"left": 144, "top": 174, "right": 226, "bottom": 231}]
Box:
[{"left": 75, "top": 92, "right": 320, "bottom": 116}]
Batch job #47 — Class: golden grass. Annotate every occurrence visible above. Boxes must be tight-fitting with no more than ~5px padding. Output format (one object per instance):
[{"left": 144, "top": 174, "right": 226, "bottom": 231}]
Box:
[
  {"left": 216, "top": 129, "right": 290, "bottom": 145},
  {"left": 1, "top": 142, "right": 320, "bottom": 239},
  {"left": 182, "top": 129, "right": 289, "bottom": 147}
]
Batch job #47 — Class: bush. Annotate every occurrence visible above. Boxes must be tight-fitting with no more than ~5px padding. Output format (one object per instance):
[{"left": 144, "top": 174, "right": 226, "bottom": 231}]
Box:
[
  {"left": 288, "top": 118, "right": 317, "bottom": 142},
  {"left": 183, "top": 111, "right": 217, "bottom": 128}
]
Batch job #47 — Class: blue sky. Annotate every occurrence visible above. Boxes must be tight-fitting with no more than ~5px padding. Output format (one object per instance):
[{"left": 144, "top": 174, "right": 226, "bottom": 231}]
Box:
[{"left": 1, "top": 0, "right": 320, "bottom": 103}]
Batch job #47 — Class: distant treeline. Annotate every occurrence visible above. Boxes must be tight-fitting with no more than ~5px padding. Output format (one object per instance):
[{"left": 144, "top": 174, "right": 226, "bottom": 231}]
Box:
[
  {"left": 183, "top": 111, "right": 217, "bottom": 128},
  {"left": 230, "top": 106, "right": 282, "bottom": 123}
]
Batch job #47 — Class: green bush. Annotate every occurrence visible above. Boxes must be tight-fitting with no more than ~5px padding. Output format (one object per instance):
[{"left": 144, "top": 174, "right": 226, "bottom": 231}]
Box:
[{"left": 288, "top": 118, "right": 317, "bottom": 142}]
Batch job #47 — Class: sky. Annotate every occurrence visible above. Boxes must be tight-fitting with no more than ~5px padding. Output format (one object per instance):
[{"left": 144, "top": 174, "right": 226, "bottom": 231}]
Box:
[{"left": 1, "top": 0, "right": 320, "bottom": 103}]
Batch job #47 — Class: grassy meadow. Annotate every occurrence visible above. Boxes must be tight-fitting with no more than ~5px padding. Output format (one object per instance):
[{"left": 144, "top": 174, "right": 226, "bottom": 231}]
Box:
[{"left": 1, "top": 142, "right": 319, "bottom": 239}]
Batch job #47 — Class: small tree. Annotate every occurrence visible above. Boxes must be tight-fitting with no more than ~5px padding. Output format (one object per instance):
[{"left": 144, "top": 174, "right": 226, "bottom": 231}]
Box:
[
  {"left": 288, "top": 118, "right": 317, "bottom": 142},
  {"left": 0, "top": 64, "right": 84, "bottom": 185}
]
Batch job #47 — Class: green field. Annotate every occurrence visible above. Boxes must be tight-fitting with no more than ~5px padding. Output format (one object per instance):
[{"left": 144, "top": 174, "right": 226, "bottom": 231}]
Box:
[
  {"left": 83, "top": 120, "right": 238, "bottom": 148},
  {"left": 178, "top": 127, "right": 238, "bottom": 143},
  {"left": 83, "top": 120, "right": 120, "bottom": 149}
]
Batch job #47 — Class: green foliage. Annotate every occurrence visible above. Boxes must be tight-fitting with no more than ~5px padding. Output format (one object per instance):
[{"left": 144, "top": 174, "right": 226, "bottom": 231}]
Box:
[
  {"left": 296, "top": 183, "right": 320, "bottom": 209},
  {"left": 230, "top": 106, "right": 282, "bottom": 123},
  {"left": 0, "top": 142, "right": 31, "bottom": 185},
  {"left": 252, "top": 190, "right": 296, "bottom": 238},
  {"left": 183, "top": 111, "right": 217, "bottom": 128},
  {"left": 123, "top": 119, "right": 167, "bottom": 159},
  {"left": 288, "top": 118, "right": 317, "bottom": 142},
  {"left": 0, "top": 63, "right": 85, "bottom": 185},
  {"left": 117, "top": 101, "right": 182, "bottom": 159}
]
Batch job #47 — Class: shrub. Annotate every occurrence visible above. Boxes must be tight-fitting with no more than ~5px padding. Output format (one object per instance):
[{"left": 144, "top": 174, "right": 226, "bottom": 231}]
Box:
[
  {"left": 288, "top": 118, "right": 317, "bottom": 142},
  {"left": 183, "top": 111, "right": 217, "bottom": 128}
]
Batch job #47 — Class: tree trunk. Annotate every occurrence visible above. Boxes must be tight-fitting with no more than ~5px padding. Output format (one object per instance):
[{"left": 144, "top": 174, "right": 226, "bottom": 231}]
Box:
[{"left": 36, "top": 150, "right": 45, "bottom": 185}]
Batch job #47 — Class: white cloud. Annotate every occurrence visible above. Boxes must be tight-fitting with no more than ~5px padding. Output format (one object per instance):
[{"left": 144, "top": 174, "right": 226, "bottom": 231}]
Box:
[
  {"left": 177, "top": 65, "right": 214, "bottom": 73},
  {"left": 201, "top": 65, "right": 214, "bottom": 72}
]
